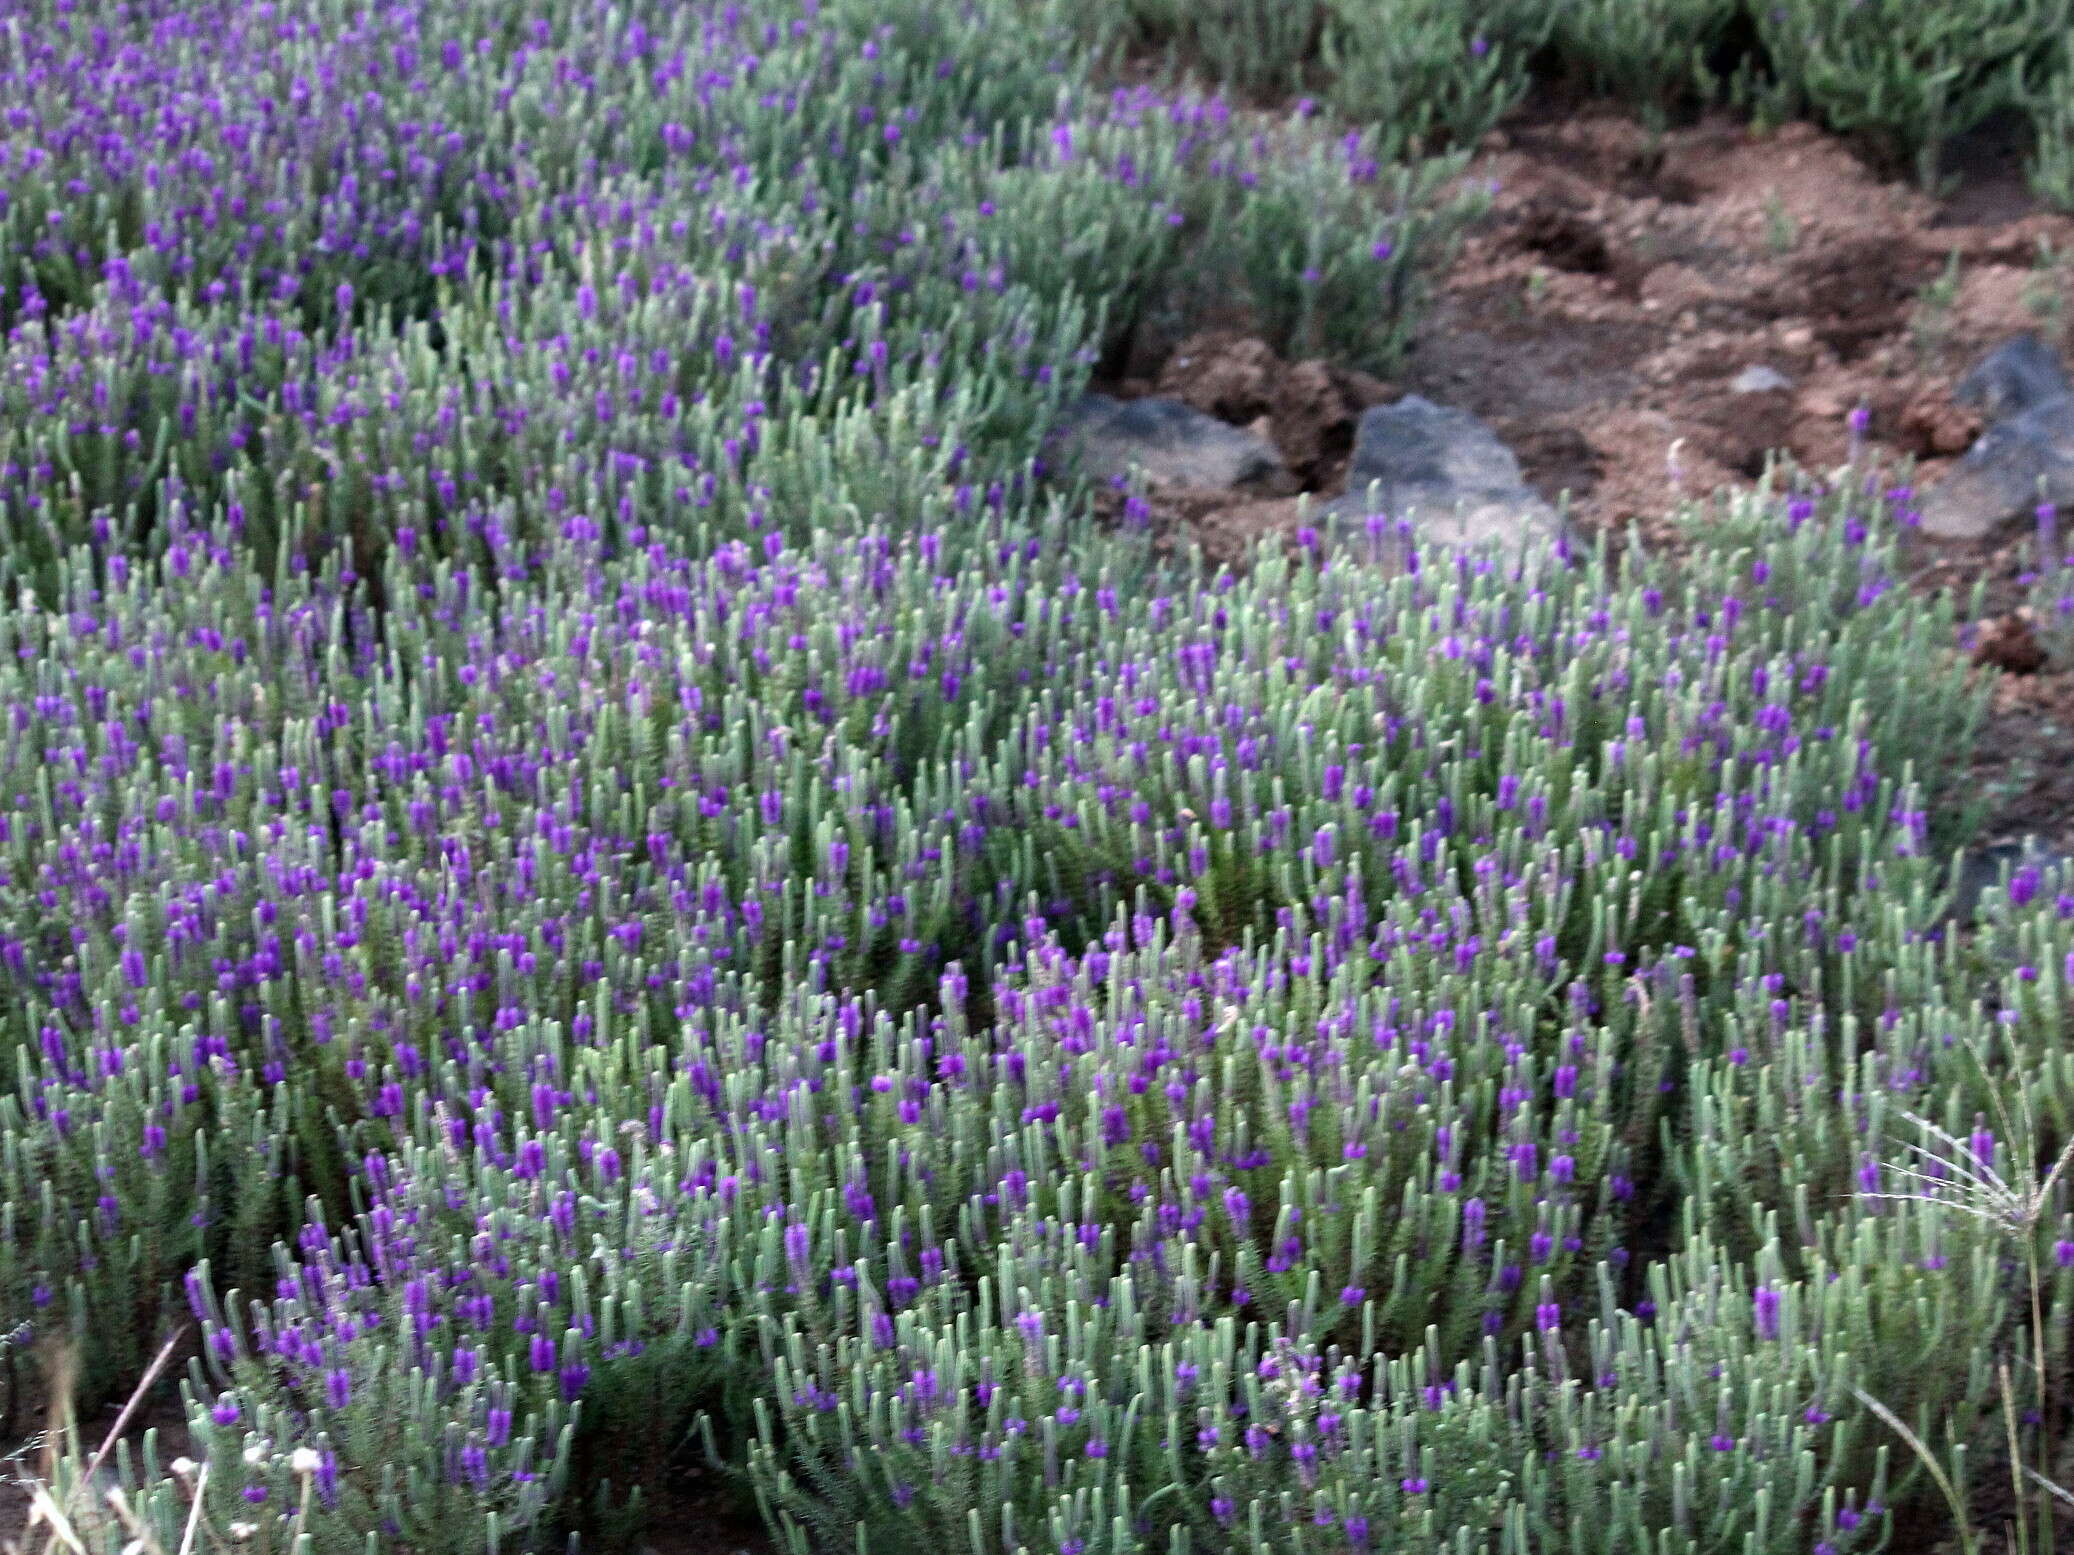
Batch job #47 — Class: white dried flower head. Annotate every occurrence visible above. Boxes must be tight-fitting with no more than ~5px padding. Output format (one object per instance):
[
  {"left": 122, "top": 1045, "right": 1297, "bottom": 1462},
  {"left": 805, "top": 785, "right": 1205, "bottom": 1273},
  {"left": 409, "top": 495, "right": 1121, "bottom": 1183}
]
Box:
[
  {"left": 168, "top": 1456, "right": 198, "bottom": 1478},
  {"left": 241, "top": 1444, "right": 267, "bottom": 1467},
  {"left": 289, "top": 1447, "right": 322, "bottom": 1475},
  {"left": 228, "top": 1522, "right": 257, "bottom": 1542}
]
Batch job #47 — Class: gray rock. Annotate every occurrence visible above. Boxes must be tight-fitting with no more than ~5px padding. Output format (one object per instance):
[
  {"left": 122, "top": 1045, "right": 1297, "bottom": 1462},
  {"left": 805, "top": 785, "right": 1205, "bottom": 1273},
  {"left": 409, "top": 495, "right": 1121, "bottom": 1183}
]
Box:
[
  {"left": 1732, "top": 364, "right": 1795, "bottom": 394},
  {"left": 1941, "top": 837, "right": 2071, "bottom": 927},
  {"left": 1918, "top": 334, "right": 2074, "bottom": 541},
  {"left": 1916, "top": 397, "right": 2074, "bottom": 539},
  {"left": 1048, "top": 393, "right": 1287, "bottom": 492},
  {"left": 1314, "top": 395, "right": 1570, "bottom": 571},
  {"left": 1954, "top": 331, "right": 2071, "bottom": 423}
]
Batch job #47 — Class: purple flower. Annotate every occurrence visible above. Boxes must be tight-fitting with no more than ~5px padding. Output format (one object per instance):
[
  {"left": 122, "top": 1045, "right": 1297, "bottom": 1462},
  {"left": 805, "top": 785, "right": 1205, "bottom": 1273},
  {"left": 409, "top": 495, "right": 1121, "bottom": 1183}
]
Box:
[
  {"left": 1753, "top": 1287, "right": 1781, "bottom": 1341},
  {"left": 1462, "top": 1197, "right": 1487, "bottom": 1250}
]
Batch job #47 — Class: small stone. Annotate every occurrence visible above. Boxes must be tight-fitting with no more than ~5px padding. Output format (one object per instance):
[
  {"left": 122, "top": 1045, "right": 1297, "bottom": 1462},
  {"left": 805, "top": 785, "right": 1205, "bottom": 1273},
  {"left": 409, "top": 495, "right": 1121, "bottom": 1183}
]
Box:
[
  {"left": 1048, "top": 393, "right": 1288, "bottom": 493},
  {"left": 1732, "top": 364, "right": 1794, "bottom": 394},
  {"left": 1918, "top": 395, "right": 2074, "bottom": 540},
  {"left": 1919, "top": 334, "right": 2074, "bottom": 539},
  {"left": 1316, "top": 395, "right": 1569, "bottom": 574},
  {"left": 1944, "top": 838, "right": 2072, "bottom": 927},
  {"left": 1954, "top": 331, "right": 2071, "bottom": 423}
]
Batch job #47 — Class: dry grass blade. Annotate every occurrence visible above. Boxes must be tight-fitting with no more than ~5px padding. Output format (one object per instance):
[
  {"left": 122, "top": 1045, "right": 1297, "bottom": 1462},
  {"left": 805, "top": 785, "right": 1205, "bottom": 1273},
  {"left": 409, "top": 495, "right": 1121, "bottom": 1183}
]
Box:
[
  {"left": 24, "top": 1487, "right": 88, "bottom": 1555},
  {"left": 1851, "top": 1384, "right": 1978, "bottom": 1555},
  {"left": 68, "top": 1330, "right": 184, "bottom": 1524},
  {"left": 175, "top": 1464, "right": 208, "bottom": 1555},
  {"left": 101, "top": 1489, "right": 169, "bottom": 1555},
  {"left": 1859, "top": 1190, "right": 2017, "bottom": 1227},
  {"left": 2030, "top": 1132, "right": 2074, "bottom": 1205},
  {"left": 1894, "top": 1118, "right": 2017, "bottom": 1193}
]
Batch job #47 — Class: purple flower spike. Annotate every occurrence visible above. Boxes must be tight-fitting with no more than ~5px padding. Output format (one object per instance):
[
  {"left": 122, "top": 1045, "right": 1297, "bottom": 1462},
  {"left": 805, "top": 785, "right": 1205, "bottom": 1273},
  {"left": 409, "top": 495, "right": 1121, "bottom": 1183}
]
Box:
[{"left": 1753, "top": 1287, "right": 1781, "bottom": 1341}]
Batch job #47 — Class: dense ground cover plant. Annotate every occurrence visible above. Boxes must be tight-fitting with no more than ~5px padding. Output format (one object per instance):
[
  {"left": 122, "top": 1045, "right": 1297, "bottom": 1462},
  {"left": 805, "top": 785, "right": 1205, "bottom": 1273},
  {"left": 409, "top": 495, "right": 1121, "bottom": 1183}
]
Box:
[
  {"left": 1082, "top": 0, "right": 2074, "bottom": 203},
  {"left": 6, "top": 1, "right": 2074, "bottom": 1553}
]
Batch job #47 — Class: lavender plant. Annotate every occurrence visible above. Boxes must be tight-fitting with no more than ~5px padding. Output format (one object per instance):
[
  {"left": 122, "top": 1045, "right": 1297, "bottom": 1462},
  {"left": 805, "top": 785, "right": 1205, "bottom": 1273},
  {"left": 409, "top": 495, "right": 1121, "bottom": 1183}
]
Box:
[
  {"left": 1318, "top": 0, "right": 1540, "bottom": 164},
  {"left": 1067, "top": 0, "right": 1324, "bottom": 103},
  {"left": 1530, "top": 0, "right": 1742, "bottom": 136},
  {"left": 1750, "top": 0, "right": 2074, "bottom": 195},
  {"left": 1214, "top": 128, "right": 1490, "bottom": 374},
  {"left": 1, "top": 449, "right": 2020, "bottom": 1553},
  {"left": 10, "top": 2, "right": 2074, "bottom": 1554},
  {"left": 2024, "top": 40, "right": 2074, "bottom": 215}
]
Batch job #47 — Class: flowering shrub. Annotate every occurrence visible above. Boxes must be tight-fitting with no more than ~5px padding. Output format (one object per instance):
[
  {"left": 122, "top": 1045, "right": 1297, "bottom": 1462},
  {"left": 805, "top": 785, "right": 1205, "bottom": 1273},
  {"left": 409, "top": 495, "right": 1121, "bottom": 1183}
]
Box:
[{"left": 6, "top": 2, "right": 2074, "bottom": 1554}]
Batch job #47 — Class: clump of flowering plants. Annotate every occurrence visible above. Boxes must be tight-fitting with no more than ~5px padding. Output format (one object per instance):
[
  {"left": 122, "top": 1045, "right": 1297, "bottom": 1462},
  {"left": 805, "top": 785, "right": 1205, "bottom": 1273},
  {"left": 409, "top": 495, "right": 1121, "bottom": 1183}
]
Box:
[
  {"left": 8, "top": 0, "right": 2074, "bottom": 1552},
  {"left": 2, "top": 434, "right": 2046, "bottom": 1554}
]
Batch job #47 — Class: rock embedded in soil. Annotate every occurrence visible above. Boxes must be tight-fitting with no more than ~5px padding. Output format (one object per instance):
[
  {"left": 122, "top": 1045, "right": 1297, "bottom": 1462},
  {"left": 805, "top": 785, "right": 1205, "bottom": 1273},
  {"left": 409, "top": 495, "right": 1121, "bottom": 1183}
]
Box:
[
  {"left": 1048, "top": 392, "right": 1290, "bottom": 493},
  {"left": 1918, "top": 333, "right": 2074, "bottom": 540},
  {"left": 1732, "top": 364, "right": 1794, "bottom": 393},
  {"left": 1954, "top": 330, "right": 2071, "bottom": 423},
  {"left": 1315, "top": 394, "right": 1571, "bottom": 573},
  {"left": 1943, "top": 837, "right": 2074, "bottom": 928}
]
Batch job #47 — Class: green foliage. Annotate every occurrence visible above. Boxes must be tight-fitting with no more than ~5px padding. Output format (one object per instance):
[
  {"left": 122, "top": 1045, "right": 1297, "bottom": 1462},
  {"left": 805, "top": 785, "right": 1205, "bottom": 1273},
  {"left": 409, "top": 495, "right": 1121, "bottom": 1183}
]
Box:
[
  {"left": 1212, "top": 129, "right": 1491, "bottom": 374},
  {"left": 1319, "top": 0, "right": 1538, "bottom": 162},
  {"left": 17, "top": 3, "right": 2074, "bottom": 1554},
  {"left": 1750, "top": 0, "right": 2074, "bottom": 194}
]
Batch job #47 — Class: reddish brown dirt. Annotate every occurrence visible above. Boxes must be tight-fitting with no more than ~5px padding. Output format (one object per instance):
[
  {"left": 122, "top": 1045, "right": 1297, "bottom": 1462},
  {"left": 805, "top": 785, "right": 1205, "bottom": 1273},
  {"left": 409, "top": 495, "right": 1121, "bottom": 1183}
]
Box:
[{"left": 1102, "top": 82, "right": 2074, "bottom": 858}]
